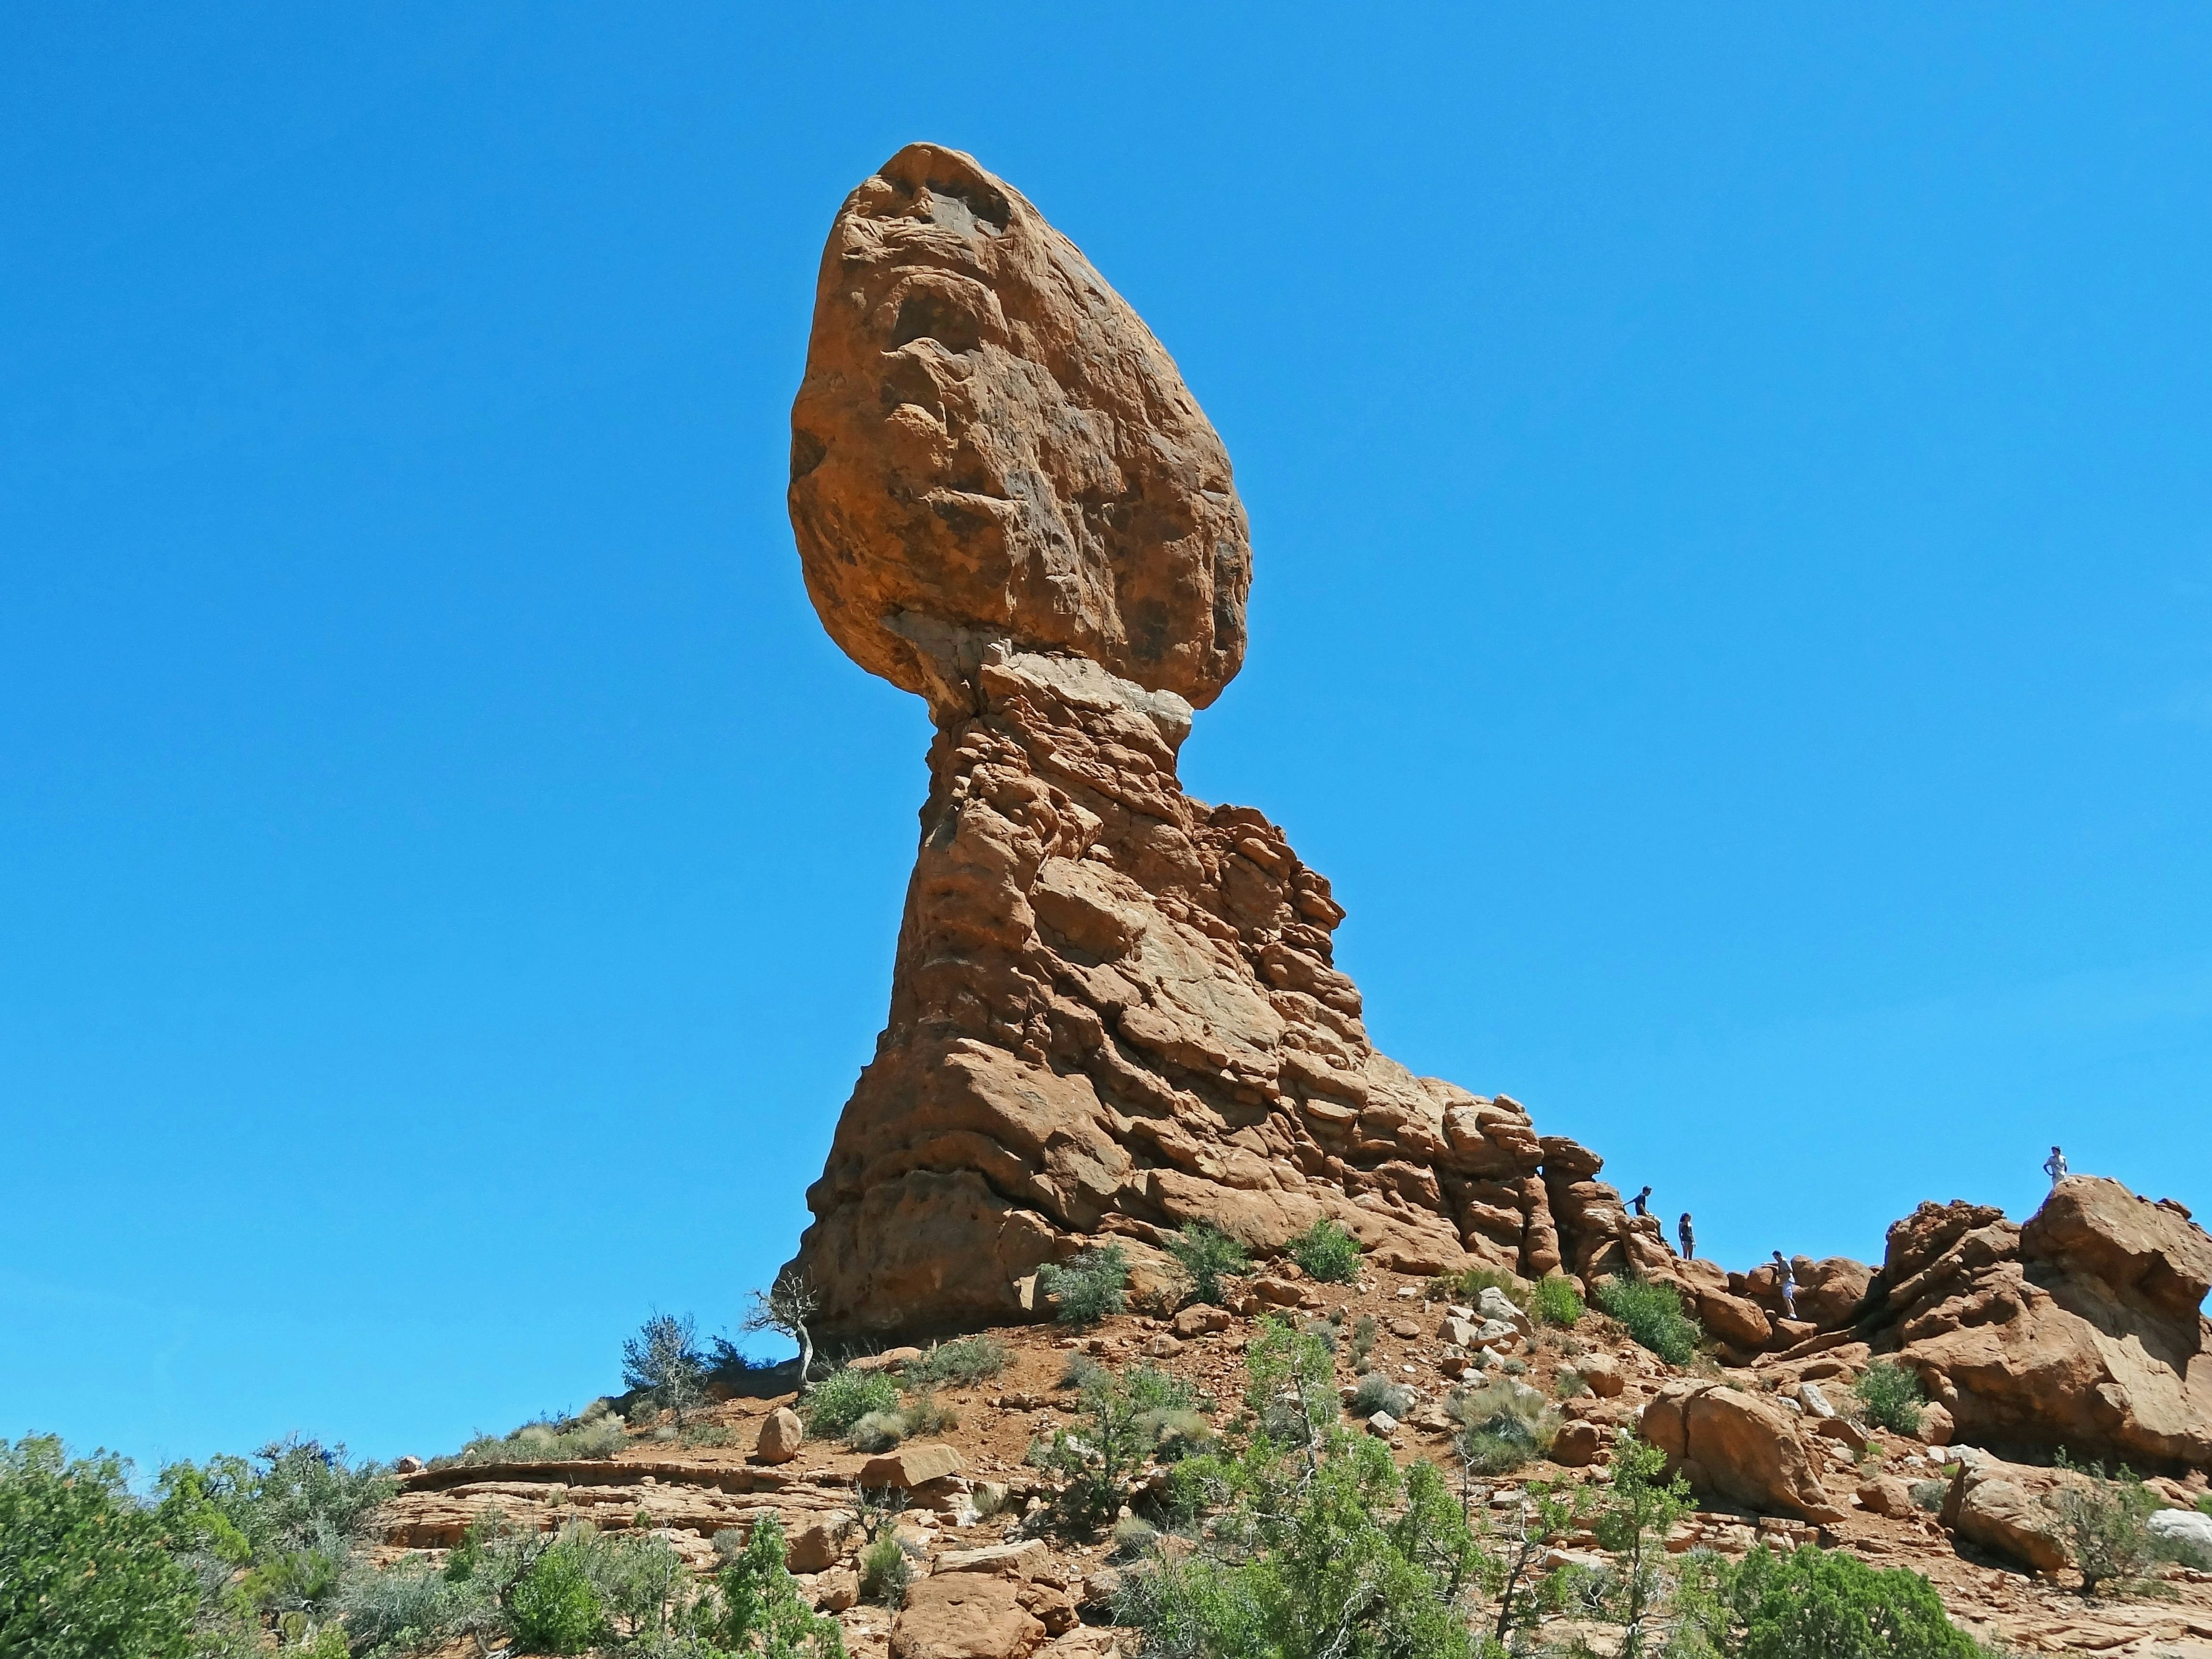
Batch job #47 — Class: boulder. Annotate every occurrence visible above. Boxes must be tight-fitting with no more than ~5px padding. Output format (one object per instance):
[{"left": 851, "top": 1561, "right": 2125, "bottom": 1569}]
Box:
[
  {"left": 755, "top": 1407, "right": 804, "bottom": 1464},
  {"left": 861, "top": 1444, "right": 965, "bottom": 1490},
  {"left": 1855, "top": 1475, "right": 1916, "bottom": 1519},
  {"left": 1938, "top": 1456, "right": 2067, "bottom": 1574},
  {"left": 1577, "top": 1355, "right": 1627, "bottom": 1399},
  {"left": 1551, "top": 1421, "right": 1603, "bottom": 1467},
  {"left": 1171, "top": 1305, "right": 1229, "bottom": 1338},
  {"left": 1640, "top": 1381, "right": 1846, "bottom": 1523},
  {"left": 785, "top": 1513, "right": 853, "bottom": 1573},
  {"left": 1477, "top": 1286, "right": 1535, "bottom": 1340},
  {"left": 790, "top": 143, "right": 1248, "bottom": 714},
  {"left": 891, "top": 1570, "right": 1045, "bottom": 1659},
  {"left": 2150, "top": 1508, "right": 2212, "bottom": 1564},
  {"left": 1857, "top": 1179, "right": 2212, "bottom": 1471},
  {"left": 1695, "top": 1288, "right": 1773, "bottom": 1352}
]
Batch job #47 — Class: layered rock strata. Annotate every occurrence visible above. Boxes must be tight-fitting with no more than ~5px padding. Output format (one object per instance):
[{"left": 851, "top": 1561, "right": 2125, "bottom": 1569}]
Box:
[{"left": 783, "top": 145, "right": 1628, "bottom": 1335}]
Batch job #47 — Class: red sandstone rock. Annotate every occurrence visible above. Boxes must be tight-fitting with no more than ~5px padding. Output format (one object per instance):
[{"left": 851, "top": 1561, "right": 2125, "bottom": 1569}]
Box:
[
  {"left": 1641, "top": 1381, "right": 1846, "bottom": 1524},
  {"left": 790, "top": 144, "right": 1249, "bottom": 715}
]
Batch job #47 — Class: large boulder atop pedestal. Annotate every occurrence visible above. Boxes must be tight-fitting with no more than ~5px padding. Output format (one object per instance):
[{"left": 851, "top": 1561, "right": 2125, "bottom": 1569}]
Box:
[{"left": 790, "top": 142, "right": 1251, "bottom": 715}]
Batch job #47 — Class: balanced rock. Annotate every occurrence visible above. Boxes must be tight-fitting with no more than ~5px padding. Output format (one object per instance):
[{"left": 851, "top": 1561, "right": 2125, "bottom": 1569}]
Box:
[
  {"left": 790, "top": 142, "right": 1250, "bottom": 715},
  {"left": 784, "top": 147, "right": 1590, "bottom": 1336},
  {"left": 754, "top": 1406, "right": 804, "bottom": 1465}
]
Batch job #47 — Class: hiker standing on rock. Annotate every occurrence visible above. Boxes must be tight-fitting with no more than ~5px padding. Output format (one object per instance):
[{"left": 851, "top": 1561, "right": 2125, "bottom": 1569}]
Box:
[
  {"left": 1631, "top": 1185, "right": 1652, "bottom": 1218},
  {"left": 2045, "top": 1146, "right": 2068, "bottom": 1187},
  {"left": 1772, "top": 1250, "right": 1797, "bottom": 1321},
  {"left": 1678, "top": 1213, "right": 1695, "bottom": 1260}
]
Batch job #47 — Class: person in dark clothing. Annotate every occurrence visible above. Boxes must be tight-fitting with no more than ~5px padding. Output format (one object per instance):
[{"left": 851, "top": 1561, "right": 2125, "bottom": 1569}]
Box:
[
  {"left": 1678, "top": 1213, "right": 1695, "bottom": 1260},
  {"left": 1631, "top": 1185, "right": 1652, "bottom": 1218}
]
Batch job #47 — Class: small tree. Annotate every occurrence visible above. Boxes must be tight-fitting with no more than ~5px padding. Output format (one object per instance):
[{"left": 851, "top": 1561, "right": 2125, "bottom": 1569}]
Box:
[
  {"left": 2045, "top": 1456, "right": 2161, "bottom": 1597},
  {"left": 1852, "top": 1362, "right": 1926, "bottom": 1435},
  {"left": 1585, "top": 1433, "right": 1694, "bottom": 1658},
  {"left": 623, "top": 1312, "right": 706, "bottom": 1427},
  {"left": 1, "top": 1436, "right": 202, "bottom": 1659},
  {"left": 741, "top": 1268, "right": 823, "bottom": 1387},
  {"left": 1036, "top": 1244, "right": 1130, "bottom": 1325},
  {"left": 1483, "top": 1476, "right": 1590, "bottom": 1649},
  {"left": 714, "top": 1514, "right": 848, "bottom": 1654}
]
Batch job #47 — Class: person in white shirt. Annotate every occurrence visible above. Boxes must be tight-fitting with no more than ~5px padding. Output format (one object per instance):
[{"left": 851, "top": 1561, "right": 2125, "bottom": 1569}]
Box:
[
  {"left": 1771, "top": 1250, "right": 1797, "bottom": 1321},
  {"left": 2044, "top": 1146, "right": 2068, "bottom": 1187}
]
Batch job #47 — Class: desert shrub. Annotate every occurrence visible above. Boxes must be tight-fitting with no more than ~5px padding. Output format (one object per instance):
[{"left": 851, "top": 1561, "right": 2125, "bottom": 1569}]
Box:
[
  {"left": 1290, "top": 1219, "right": 1363, "bottom": 1284},
  {"left": 1853, "top": 1362, "right": 1926, "bottom": 1435},
  {"left": 1593, "top": 1276, "right": 1702, "bottom": 1366},
  {"left": 1532, "top": 1275, "right": 1585, "bottom": 1329},
  {"left": 1112, "top": 1515, "right": 1160, "bottom": 1558},
  {"left": 908, "top": 1335, "right": 1009, "bottom": 1389},
  {"left": 1909, "top": 1479, "right": 1951, "bottom": 1513},
  {"left": 1448, "top": 1379, "right": 1559, "bottom": 1475},
  {"left": 858, "top": 1535, "right": 910, "bottom": 1608},
  {"left": 441, "top": 1414, "right": 626, "bottom": 1467},
  {"left": 680, "top": 1423, "right": 736, "bottom": 1449},
  {"left": 1350, "top": 1374, "right": 1413, "bottom": 1419},
  {"left": 844, "top": 1411, "right": 906, "bottom": 1453},
  {"left": 2157, "top": 1520, "right": 2212, "bottom": 1572},
  {"left": 1721, "top": 1543, "right": 1988, "bottom": 1658},
  {"left": 338, "top": 1556, "right": 475, "bottom": 1657},
  {"left": 804, "top": 1367, "right": 900, "bottom": 1437},
  {"left": 1556, "top": 1370, "right": 1592, "bottom": 1400},
  {"left": 1060, "top": 1350, "right": 1108, "bottom": 1391},
  {"left": 1166, "top": 1222, "right": 1252, "bottom": 1304},
  {"left": 505, "top": 1532, "right": 607, "bottom": 1654},
  {"left": 1037, "top": 1244, "right": 1130, "bottom": 1324},
  {"left": 2046, "top": 1458, "right": 2162, "bottom": 1596},
  {"left": 622, "top": 1311, "right": 707, "bottom": 1428},
  {"left": 1297, "top": 1316, "right": 1340, "bottom": 1351},
  {"left": 1347, "top": 1314, "right": 1380, "bottom": 1370},
  {"left": 0, "top": 1435, "right": 202, "bottom": 1659},
  {"left": 896, "top": 1390, "right": 960, "bottom": 1437},
  {"left": 713, "top": 1514, "right": 846, "bottom": 1654},
  {"left": 1118, "top": 1434, "right": 1481, "bottom": 1659},
  {"left": 1430, "top": 1264, "right": 1524, "bottom": 1306},
  {"left": 1032, "top": 1364, "right": 1157, "bottom": 1534},
  {"left": 2199, "top": 1493, "right": 2212, "bottom": 1517}
]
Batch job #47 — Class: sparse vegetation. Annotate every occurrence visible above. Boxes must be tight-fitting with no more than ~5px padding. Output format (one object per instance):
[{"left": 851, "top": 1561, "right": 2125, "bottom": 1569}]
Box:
[
  {"left": 803, "top": 1366, "right": 900, "bottom": 1438},
  {"left": 1347, "top": 1313, "right": 1380, "bottom": 1371},
  {"left": 1166, "top": 1221, "right": 1252, "bottom": 1304},
  {"left": 1853, "top": 1361, "right": 1927, "bottom": 1435},
  {"left": 623, "top": 1311, "right": 707, "bottom": 1428},
  {"left": 1910, "top": 1478, "right": 1951, "bottom": 1513},
  {"left": 2045, "top": 1456, "right": 2164, "bottom": 1598},
  {"left": 1430, "top": 1264, "right": 1523, "bottom": 1305},
  {"left": 1031, "top": 1363, "right": 1199, "bottom": 1534},
  {"left": 857, "top": 1535, "right": 911, "bottom": 1608},
  {"left": 1037, "top": 1243, "right": 1131, "bottom": 1324},
  {"left": 1350, "top": 1373, "right": 1413, "bottom": 1419},
  {"left": 844, "top": 1411, "right": 906, "bottom": 1453},
  {"left": 1290, "top": 1218, "right": 1363, "bottom": 1284},
  {"left": 1532, "top": 1274, "right": 1586, "bottom": 1329},
  {"left": 1593, "top": 1275, "right": 1702, "bottom": 1366},
  {"left": 1446, "top": 1378, "right": 1560, "bottom": 1475},
  {"left": 441, "top": 1412, "right": 627, "bottom": 1467},
  {"left": 907, "top": 1335, "right": 1009, "bottom": 1389},
  {"left": 740, "top": 1269, "right": 824, "bottom": 1389}
]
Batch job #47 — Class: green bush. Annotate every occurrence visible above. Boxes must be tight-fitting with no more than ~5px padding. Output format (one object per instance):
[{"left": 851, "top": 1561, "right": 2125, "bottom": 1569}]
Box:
[
  {"left": 908, "top": 1335, "right": 1009, "bottom": 1389},
  {"left": 1908, "top": 1479, "right": 1950, "bottom": 1513},
  {"left": 1593, "top": 1276, "right": 1702, "bottom": 1366},
  {"left": 0, "top": 1436, "right": 202, "bottom": 1659},
  {"left": 1852, "top": 1362, "right": 1926, "bottom": 1435},
  {"left": 1350, "top": 1374, "right": 1412, "bottom": 1419},
  {"left": 1037, "top": 1244, "right": 1130, "bottom": 1324},
  {"left": 1721, "top": 1544, "right": 1987, "bottom": 1658},
  {"left": 1061, "top": 1350, "right": 1108, "bottom": 1391},
  {"left": 1167, "top": 1222, "right": 1252, "bottom": 1304},
  {"left": 2045, "top": 1458, "right": 2162, "bottom": 1596},
  {"left": 2199, "top": 1493, "right": 2212, "bottom": 1517},
  {"left": 339, "top": 1556, "right": 475, "bottom": 1656},
  {"left": 505, "top": 1534, "right": 607, "bottom": 1654},
  {"left": 1532, "top": 1275, "right": 1585, "bottom": 1329},
  {"left": 804, "top": 1367, "right": 900, "bottom": 1437},
  {"left": 1347, "top": 1314, "right": 1380, "bottom": 1370},
  {"left": 1429, "top": 1265, "right": 1524, "bottom": 1306},
  {"left": 1290, "top": 1219, "right": 1363, "bottom": 1284},
  {"left": 714, "top": 1514, "right": 846, "bottom": 1653},
  {"left": 857, "top": 1536, "right": 910, "bottom": 1608}
]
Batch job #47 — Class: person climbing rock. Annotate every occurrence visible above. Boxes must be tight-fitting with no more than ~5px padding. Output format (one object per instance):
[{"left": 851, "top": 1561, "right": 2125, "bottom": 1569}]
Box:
[
  {"left": 1772, "top": 1250, "right": 1797, "bottom": 1321},
  {"left": 1678, "top": 1213, "right": 1695, "bottom": 1260},
  {"left": 1631, "top": 1184, "right": 1652, "bottom": 1218},
  {"left": 2044, "top": 1146, "right": 2068, "bottom": 1186}
]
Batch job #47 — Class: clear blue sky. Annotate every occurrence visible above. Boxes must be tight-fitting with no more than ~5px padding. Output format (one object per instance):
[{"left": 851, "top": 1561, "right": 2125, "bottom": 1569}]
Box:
[{"left": 5, "top": 6, "right": 2208, "bottom": 1472}]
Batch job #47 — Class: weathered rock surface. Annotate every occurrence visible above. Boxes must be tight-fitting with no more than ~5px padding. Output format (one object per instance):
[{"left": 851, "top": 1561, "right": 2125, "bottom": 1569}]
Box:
[
  {"left": 783, "top": 149, "right": 1650, "bottom": 1336},
  {"left": 755, "top": 1406, "right": 804, "bottom": 1464},
  {"left": 1851, "top": 1178, "right": 2212, "bottom": 1471},
  {"left": 790, "top": 143, "right": 1250, "bottom": 715},
  {"left": 1641, "top": 1381, "right": 1846, "bottom": 1524}
]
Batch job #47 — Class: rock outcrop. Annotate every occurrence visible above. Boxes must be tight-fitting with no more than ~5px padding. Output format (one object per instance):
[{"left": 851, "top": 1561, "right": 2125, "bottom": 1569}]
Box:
[
  {"left": 1851, "top": 1177, "right": 2212, "bottom": 1472},
  {"left": 1640, "top": 1380, "right": 1847, "bottom": 1524},
  {"left": 784, "top": 147, "right": 1641, "bottom": 1336}
]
